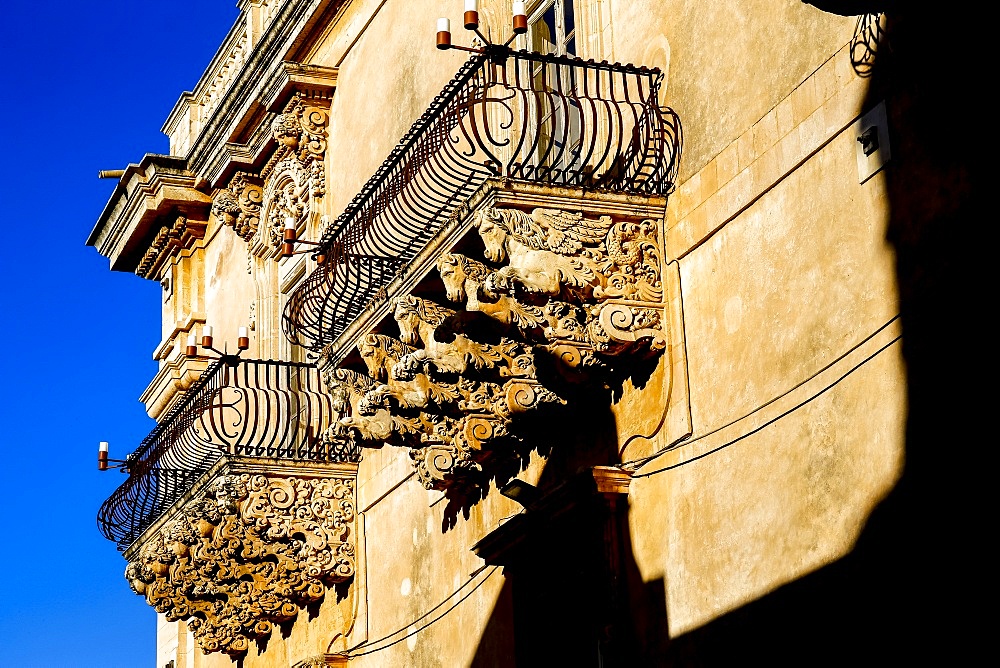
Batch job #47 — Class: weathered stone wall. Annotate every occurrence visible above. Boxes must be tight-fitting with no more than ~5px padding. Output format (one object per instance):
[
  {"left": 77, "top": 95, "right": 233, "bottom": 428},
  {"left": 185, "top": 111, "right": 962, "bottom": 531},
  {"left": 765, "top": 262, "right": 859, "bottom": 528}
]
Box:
[{"left": 114, "top": 0, "right": 913, "bottom": 665}]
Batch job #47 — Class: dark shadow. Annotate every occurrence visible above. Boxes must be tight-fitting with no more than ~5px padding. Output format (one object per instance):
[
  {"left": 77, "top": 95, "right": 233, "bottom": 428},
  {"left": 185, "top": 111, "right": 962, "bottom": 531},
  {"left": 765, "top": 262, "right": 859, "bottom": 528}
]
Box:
[
  {"left": 646, "top": 6, "right": 982, "bottom": 665},
  {"left": 467, "top": 388, "right": 670, "bottom": 667},
  {"left": 277, "top": 617, "right": 295, "bottom": 640},
  {"left": 467, "top": 4, "right": 984, "bottom": 665},
  {"left": 659, "top": 8, "right": 991, "bottom": 666}
]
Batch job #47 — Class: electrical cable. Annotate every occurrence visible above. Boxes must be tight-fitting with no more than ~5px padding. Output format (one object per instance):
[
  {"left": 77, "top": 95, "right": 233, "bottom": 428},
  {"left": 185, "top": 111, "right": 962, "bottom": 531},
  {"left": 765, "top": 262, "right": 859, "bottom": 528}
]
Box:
[
  {"left": 335, "top": 564, "right": 500, "bottom": 658},
  {"left": 631, "top": 332, "right": 901, "bottom": 478},
  {"left": 619, "top": 314, "right": 900, "bottom": 472},
  {"left": 332, "top": 322, "right": 903, "bottom": 654}
]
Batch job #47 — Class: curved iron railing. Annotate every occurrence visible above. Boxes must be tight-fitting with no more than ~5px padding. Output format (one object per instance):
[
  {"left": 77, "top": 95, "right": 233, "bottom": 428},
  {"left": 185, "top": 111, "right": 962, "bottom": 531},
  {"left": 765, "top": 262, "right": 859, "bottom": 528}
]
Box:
[
  {"left": 98, "top": 359, "right": 354, "bottom": 551},
  {"left": 283, "top": 48, "right": 682, "bottom": 351}
]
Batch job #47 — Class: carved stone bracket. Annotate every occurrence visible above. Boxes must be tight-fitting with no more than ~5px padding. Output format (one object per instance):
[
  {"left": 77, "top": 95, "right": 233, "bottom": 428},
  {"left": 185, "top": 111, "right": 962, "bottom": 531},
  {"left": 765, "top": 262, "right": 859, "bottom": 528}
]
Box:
[
  {"left": 124, "top": 459, "right": 357, "bottom": 657},
  {"left": 211, "top": 171, "right": 263, "bottom": 242},
  {"left": 135, "top": 214, "right": 207, "bottom": 280},
  {"left": 211, "top": 93, "right": 330, "bottom": 259},
  {"left": 318, "top": 202, "right": 671, "bottom": 491}
]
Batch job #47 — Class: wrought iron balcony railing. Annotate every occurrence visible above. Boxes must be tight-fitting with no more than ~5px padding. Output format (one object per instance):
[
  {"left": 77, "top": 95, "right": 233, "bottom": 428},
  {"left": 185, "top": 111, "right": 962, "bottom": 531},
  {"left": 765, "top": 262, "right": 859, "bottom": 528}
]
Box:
[
  {"left": 283, "top": 48, "right": 682, "bottom": 352},
  {"left": 98, "top": 359, "right": 353, "bottom": 551}
]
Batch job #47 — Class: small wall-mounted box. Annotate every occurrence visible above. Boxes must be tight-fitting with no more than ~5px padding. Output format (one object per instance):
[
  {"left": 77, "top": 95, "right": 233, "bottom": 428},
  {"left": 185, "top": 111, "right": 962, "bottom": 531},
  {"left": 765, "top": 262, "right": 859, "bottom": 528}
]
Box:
[{"left": 854, "top": 100, "right": 891, "bottom": 184}]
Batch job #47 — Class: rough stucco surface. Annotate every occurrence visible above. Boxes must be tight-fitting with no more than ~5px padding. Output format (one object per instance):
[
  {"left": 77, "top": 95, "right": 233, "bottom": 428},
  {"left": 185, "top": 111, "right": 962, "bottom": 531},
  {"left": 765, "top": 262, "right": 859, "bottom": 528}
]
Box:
[
  {"left": 628, "top": 120, "right": 905, "bottom": 633},
  {"left": 202, "top": 223, "right": 256, "bottom": 346},
  {"left": 612, "top": 0, "right": 855, "bottom": 181},
  {"left": 324, "top": 0, "right": 469, "bottom": 216}
]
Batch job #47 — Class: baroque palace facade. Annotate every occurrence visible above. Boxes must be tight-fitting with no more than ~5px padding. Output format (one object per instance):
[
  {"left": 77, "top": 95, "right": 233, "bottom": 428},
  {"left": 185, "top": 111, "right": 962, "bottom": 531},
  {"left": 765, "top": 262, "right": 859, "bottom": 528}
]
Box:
[{"left": 89, "top": 0, "right": 977, "bottom": 666}]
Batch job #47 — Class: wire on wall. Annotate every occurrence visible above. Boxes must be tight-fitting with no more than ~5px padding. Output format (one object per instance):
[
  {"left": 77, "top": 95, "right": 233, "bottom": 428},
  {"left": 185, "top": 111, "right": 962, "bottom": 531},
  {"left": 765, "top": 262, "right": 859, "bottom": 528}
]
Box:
[
  {"left": 620, "top": 314, "right": 902, "bottom": 476},
  {"left": 334, "top": 564, "right": 500, "bottom": 658}
]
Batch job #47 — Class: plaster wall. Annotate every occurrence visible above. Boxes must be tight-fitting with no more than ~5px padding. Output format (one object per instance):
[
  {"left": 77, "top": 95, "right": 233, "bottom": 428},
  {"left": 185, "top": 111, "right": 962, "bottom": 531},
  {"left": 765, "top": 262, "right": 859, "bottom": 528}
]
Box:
[
  {"left": 317, "top": 0, "right": 470, "bottom": 216},
  {"left": 139, "top": 1, "right": 911, "bottom": 664},
  {"left": 200, "top": 220, "right": 258, "bottom": 356},
  {"left": 629, "top": 137, "right": 905, "bottom": 633},
  {"left": 610, "top": 0, "right": 855, "bottom": 181},
  {"left": 623, "top": 39, "right": 905, "bottom": 635},
  {"left": 350, "top": 460, "right": 521, "bottom": 668}
]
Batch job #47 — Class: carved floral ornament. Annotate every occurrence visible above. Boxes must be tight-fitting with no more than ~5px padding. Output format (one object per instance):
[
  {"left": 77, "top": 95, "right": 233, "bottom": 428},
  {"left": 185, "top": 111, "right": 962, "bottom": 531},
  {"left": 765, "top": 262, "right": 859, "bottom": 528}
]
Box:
[
  {"left": 320, "top": 205, "right": 667, "bottom": 489},
  {"left": 125, "top": 471, "right": 356, "bottom": 657},
  {"left": 211, "top": 93, "right": 329, "bottom": 258}
]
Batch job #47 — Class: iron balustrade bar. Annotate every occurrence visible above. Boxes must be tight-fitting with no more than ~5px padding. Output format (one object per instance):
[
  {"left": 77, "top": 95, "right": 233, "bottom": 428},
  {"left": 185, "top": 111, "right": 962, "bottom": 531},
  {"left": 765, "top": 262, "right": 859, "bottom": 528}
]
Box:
[
  {"left": 283, "top": 48, "right": 682, "bottom": 352},
  {"left": 97, "top": 359, "right": 354, "bottom": 551}
]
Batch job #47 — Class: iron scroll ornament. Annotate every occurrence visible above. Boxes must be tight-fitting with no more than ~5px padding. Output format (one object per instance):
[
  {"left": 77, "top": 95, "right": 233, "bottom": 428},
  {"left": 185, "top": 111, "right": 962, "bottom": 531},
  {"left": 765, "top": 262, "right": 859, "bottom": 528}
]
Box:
[
  {"left": 98, "top": 359, "right": 357, "bottom": 551},
  {"left": 282, "top": 48, "right": 682, "bottom": 352}
]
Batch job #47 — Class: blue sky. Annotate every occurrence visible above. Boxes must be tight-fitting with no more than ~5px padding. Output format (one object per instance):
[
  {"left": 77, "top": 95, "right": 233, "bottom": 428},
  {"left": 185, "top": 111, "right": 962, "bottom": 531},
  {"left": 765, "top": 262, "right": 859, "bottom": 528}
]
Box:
[{"left": 0, "top": 3, "right": 239, "bottom": 666}]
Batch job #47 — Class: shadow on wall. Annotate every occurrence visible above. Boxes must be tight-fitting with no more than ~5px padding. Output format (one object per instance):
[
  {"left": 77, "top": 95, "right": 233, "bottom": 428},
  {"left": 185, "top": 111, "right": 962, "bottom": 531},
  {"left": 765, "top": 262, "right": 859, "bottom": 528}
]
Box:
[
  {"left": 650, "top": 5, "right": 983, "bottom": 665},
  {"left": 466, "top": 3, "right": 984, "bottom": 665},
  {"left": 468, "top": 391, "right": 670, "bottom": 668}
]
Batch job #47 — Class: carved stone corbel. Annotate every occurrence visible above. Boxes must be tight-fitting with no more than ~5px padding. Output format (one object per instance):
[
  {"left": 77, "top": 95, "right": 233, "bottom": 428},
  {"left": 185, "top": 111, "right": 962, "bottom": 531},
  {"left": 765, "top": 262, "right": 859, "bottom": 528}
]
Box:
[
  {"left": 135, "top": 214, "right": 206, "bottom": 280},
  {"left": 317, "top": 202, "right": 676, "bottom": 490},
  {"left": 211, "top": 172, "right": 263, "bottom": 242},
  {"left": 124, "top": 460, "right": 357, "bottom": 658}
]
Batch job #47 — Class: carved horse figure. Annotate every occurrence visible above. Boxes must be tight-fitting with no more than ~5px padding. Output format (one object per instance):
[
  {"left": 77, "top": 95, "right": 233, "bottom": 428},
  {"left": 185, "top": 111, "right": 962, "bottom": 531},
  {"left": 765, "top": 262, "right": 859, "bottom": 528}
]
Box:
[
  {"left": 435, "top": 253, "right": 545, "bottom": 331},
  {"left": 472, "top": 207, "right": 612, "bottom": 298},
  {"left": 357, "top": 333, "right": 460, "bottom": 411},
  {"left": 392, "top": 295, "right": 506, "bottom": 378},
  {"left": 323, "top": 369, "right": 391, "bottom": 441}
]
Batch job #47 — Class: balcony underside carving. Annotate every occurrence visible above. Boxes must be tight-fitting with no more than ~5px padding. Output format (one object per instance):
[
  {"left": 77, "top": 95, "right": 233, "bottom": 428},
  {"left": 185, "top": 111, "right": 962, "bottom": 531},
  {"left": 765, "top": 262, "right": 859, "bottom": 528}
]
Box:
[
  {"left": 125, "top": 460, "right": 357, "bottom": 658},
  {"left": 320, "top": 192, "right": 678, "bottom": 490}
]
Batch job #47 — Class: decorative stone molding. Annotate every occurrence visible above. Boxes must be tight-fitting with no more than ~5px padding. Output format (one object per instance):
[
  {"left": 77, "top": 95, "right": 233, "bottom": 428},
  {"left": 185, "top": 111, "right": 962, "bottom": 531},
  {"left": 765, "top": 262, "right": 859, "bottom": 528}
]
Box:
[
  {"left": 124, "top": 461, "right": 357, "bottom": 657},
  {"left": 134, "top": 215, "right": 207, "bottom": 280},
  {"left": 318, "top": 201, "right": 673, "bottom": 490},
  {"left": 254, "top": 94, "right": 329, "bottom": 258},
  {"left": 213, "top": 94, "right": 330, "bottom": 260},
  {"left": 87, "top": 154, "right": 212, "bottom": 279},
  {"left": 139, "top": 353, "right": 211, "bottom": 420}
]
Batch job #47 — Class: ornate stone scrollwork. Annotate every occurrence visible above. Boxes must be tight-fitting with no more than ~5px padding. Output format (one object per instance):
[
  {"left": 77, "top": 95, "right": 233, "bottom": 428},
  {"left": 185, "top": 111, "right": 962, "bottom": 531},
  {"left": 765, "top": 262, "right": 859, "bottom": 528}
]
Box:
[
  {"left": 213, "top": 93, "right": 329, "bottom": 259},
  {"left": 319, "top": 204, "right": 668, "bottom": 490},
  {"left": 211, "top": 172, "right": 263, "bottom": 242},
  {"left": 125, "top": 468, "right": 356, "bottom": 657}
]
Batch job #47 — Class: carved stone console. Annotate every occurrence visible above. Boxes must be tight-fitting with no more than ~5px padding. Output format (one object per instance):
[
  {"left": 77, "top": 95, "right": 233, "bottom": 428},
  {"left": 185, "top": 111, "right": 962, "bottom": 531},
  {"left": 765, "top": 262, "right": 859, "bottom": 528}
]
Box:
[
  {"left": 123, "top": 457, "right": 358, "bottom": 658},
  {"left": 317, "top": 182, "right": 690, "bottom": 491},
  {"left": 212, "top": 93, "right": 330, "bottom": 261}
]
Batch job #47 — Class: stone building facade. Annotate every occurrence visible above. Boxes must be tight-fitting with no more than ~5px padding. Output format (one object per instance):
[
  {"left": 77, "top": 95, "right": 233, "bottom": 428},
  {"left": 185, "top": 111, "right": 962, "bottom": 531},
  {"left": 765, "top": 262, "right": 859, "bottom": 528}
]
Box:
[{"left": 89, "top": 1, "right": 976, "bottom": 666}]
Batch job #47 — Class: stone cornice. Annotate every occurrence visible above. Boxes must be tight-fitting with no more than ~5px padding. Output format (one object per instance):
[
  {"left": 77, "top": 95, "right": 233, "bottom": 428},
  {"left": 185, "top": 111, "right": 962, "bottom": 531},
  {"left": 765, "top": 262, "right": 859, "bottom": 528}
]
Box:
[
  {"left": 203, "top": 62, "right": 338, "bottom": 188},
  {"left": 86, "top": 154, "right": 211, "bottom": 276},
  {"left": 91, "top": 4, "right": 341, "bottom": 274},
  {"left": 472, "top": 467, "right": 630, "bottom": 565},
  {"left": 177, "top": 0, "right": 343, "bottom": 187},
  {"left": 139, "top": 354, "right": 211, "bottom": 420}
]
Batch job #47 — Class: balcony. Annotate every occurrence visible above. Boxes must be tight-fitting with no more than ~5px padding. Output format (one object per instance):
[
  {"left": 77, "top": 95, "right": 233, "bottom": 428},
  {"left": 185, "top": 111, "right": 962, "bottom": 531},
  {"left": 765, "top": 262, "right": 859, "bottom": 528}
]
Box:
[
  {"left": 283, "top": 48, "right": 682, "bottom": 352},
  {"left": 98, "top": 358, "right": 354, "bottom": 551}
]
